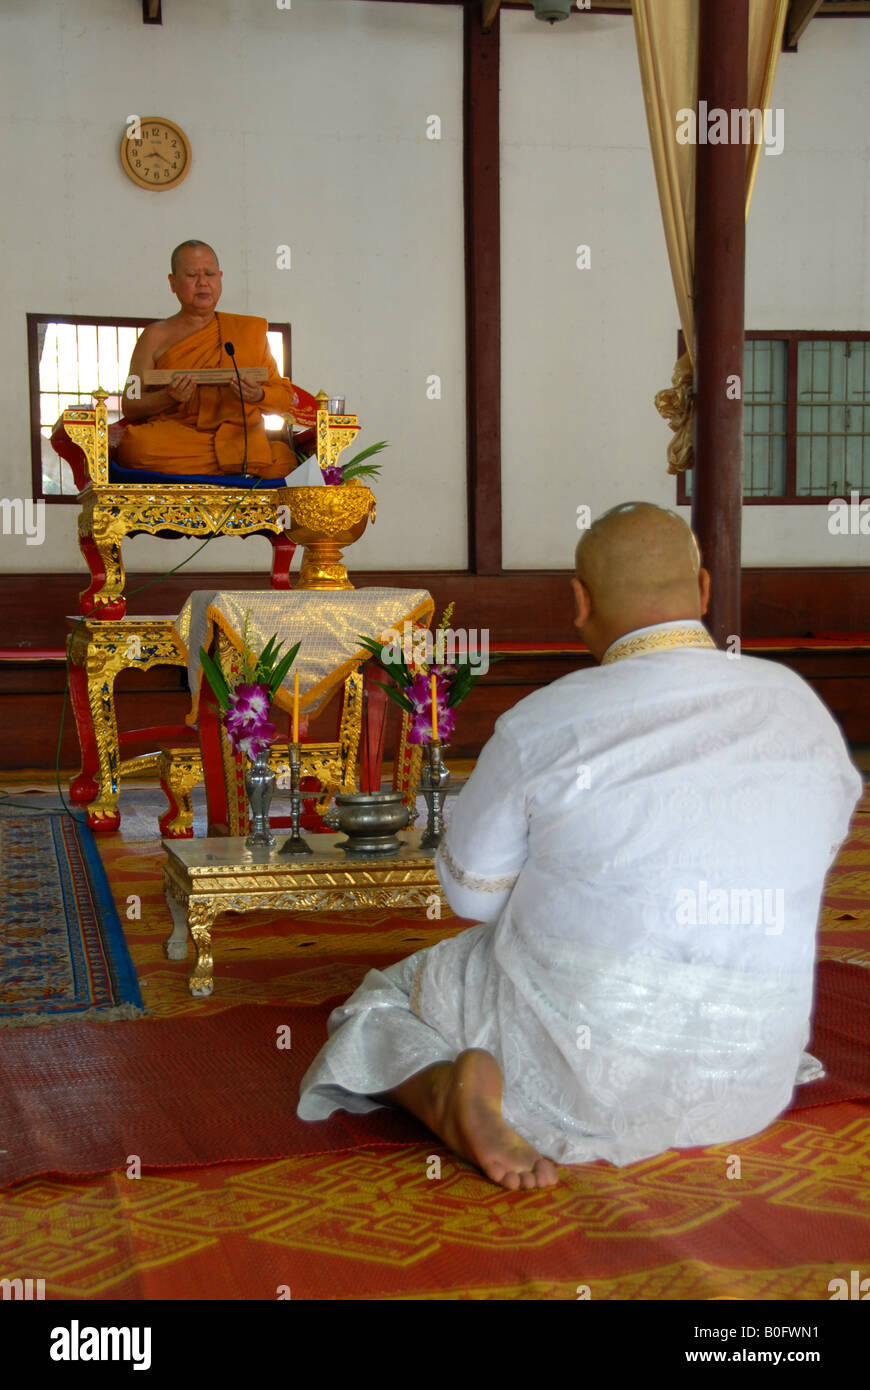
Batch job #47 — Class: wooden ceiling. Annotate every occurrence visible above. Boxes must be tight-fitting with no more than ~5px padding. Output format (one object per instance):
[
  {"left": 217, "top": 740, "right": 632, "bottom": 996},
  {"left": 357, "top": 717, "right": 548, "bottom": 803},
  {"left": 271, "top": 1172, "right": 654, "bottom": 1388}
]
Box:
[{"left": 482, "top": 0, "right": 870, "bottom": 45}]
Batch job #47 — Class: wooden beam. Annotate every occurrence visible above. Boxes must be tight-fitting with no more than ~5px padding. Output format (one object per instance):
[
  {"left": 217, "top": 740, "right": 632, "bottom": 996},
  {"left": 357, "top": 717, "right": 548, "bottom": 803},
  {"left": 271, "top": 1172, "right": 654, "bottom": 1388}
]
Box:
[
  {"left": 692, "top": 0, "right": 749, "bottom": 647},
  {"left": 464, "top": 4, "right": 503, "bottom": 574},
  {"left": 786, "top": 0, "right": 825, "bottom": 47},
  {"left": 481, "top": 0, "right": 502, "bottom": 32}
]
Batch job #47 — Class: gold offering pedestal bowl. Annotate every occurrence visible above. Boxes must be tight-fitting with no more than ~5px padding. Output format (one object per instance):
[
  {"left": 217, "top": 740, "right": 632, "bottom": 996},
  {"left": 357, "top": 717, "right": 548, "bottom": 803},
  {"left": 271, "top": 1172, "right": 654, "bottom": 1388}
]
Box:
[{"left": 288, "top": 483, "right": 376, "bottom": 591}]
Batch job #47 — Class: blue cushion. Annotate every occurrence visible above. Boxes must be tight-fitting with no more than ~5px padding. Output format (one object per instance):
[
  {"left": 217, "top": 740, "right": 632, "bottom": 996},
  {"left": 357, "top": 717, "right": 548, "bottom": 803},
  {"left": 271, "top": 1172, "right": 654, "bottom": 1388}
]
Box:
[{"left": 108, "top": 462, "right": 285, "bottom": 488}]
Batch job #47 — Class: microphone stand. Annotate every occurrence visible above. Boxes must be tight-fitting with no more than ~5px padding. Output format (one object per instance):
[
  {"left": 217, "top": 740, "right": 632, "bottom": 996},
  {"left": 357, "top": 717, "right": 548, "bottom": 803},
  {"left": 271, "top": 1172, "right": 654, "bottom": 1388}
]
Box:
[{"left": 224, "top": 340, "right": 249, "bottom": 477}]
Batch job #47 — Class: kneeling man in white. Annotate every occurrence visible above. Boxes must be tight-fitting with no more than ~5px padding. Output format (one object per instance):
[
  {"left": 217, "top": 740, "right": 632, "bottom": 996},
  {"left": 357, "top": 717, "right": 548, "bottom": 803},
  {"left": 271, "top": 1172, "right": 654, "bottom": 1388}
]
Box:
[{"left": 298, "top": 503, "right": 863, "bottom": 1189}]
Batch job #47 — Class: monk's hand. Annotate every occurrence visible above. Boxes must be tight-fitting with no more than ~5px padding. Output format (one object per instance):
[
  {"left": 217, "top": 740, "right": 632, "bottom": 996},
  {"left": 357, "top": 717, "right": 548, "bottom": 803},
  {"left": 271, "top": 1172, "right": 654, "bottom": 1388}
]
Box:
[
  {"left": 229, "top": 372, "right": 265, "bottom": 404},
  {"left": 167, "top": 373, "right": 197, "bottom": 405}
]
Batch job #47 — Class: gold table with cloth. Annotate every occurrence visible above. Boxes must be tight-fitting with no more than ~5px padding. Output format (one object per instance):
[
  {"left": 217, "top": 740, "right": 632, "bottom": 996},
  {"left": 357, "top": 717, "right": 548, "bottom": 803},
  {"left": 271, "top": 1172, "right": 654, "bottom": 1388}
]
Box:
[
  {"left": 174, "top": 587, "right": 434, "bottom": 835},
  {"left": 163, "top": 830, "right": 444, "bottom": 996}
]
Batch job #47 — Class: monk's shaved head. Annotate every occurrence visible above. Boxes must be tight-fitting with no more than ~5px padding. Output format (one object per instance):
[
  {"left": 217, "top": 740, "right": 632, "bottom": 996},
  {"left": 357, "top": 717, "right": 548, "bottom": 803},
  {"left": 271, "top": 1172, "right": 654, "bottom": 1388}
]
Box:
[
  {"left": 170, "top": 240, "right": 219, "bottom": 274},
  {"left": 573, "top": 503, "right": 708, "bottom": 650}
]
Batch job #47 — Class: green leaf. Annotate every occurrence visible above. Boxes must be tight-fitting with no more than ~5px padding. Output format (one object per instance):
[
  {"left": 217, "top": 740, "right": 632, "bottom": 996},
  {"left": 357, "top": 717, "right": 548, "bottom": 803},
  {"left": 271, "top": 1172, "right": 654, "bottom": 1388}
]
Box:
[
  {"left": 342, "top": 462, "right": 382, "bottom": 482},
  {"left": 343, "top": 440, "right": 388, "bottom": 470},
  {"left": 199, "top": 648, "right": 231, "bottom": 708},
  {"left": 446, "top": 665, "right": 483, "bottom": 708},
  {"left": 258, "top": 634, "right": 279, "bottom": 669},
  {"left": 357, "top": 633, "right": 410, "bottom": 686},
  {"left": 379, "top": 682, "right": 415, "bottom": 715},
  {"left": 268, "top": 641, "right": 301, "bottom": 695}
]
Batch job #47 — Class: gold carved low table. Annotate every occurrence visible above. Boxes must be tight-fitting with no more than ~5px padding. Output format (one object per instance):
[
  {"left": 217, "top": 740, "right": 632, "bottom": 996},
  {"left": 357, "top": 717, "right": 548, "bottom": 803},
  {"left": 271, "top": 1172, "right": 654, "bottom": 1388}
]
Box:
[{"left": 162, "top": 830, "right": 444, "bottom": 997}]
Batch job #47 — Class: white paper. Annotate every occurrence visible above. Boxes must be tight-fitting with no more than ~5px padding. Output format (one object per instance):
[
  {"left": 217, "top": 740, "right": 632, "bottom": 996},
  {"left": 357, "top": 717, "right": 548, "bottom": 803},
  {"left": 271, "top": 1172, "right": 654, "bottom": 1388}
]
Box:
[{"left": 286, "top": 455, "right": 324, "bottom": 487}]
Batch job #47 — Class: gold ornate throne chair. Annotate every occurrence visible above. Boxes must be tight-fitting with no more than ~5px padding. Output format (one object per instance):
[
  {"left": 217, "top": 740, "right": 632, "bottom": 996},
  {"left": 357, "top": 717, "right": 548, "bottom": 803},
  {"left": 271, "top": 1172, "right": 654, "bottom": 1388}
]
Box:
[
  {"left": 53, "top": 390, "right": 404, "bottom": 837},
  {"left": 51, "top": 386, "right": 304, "bottom": 832},
  {"left": 51, "top": 388, "right": 299, "bottom": 620}
]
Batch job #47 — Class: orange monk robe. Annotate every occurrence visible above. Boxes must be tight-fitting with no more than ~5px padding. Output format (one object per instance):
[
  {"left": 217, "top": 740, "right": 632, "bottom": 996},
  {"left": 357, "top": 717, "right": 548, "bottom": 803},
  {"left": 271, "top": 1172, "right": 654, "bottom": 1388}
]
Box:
[{"left": 116, "top": 312, "right": 318, "bottom": 478}]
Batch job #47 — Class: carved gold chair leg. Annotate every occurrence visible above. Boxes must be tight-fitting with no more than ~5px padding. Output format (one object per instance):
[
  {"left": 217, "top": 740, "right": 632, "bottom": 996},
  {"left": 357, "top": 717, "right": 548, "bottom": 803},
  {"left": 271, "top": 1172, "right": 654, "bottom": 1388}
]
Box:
[
  {"left": 158, "top": 748, "right": 204, "bottom": 839},
  {"left": 67, "top": 625, "right": 124, "bottom": 831},
  {"left": 67, "top": 618, "right": 189, "bottom": 833},
  {"left": 78, "top": 502, "right": 129, "bottom": 619}
]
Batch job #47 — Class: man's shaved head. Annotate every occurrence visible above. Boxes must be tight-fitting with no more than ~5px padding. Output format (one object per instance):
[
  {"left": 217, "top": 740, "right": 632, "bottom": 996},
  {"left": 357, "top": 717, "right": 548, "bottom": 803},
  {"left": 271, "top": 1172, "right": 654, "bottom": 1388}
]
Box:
[
  {"left": 170, "top": 240, "right": 219, "bottom": 274},
  {"left": 572, "top": 502, "right": 709, "bottom": 659}
]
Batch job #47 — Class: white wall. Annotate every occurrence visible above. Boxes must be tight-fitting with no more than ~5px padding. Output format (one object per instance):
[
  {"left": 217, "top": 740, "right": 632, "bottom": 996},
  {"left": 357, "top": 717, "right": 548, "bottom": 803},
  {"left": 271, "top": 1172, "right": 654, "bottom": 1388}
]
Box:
[
  {"left": 500, "top": 10, "right": 870, "bottom": 568},
  {"left": 1, "top": 4, "right": 868, "bottom": 579},
  {"left": 0, "top": 0, "right": 466, "bottom": 574}
]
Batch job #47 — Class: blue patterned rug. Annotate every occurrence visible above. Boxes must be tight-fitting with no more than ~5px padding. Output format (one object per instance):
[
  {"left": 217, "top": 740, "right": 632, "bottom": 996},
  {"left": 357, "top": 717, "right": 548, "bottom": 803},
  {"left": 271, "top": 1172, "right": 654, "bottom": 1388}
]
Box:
[{"left": 0, "top": 813, "right": 143, "bottom": 1027}]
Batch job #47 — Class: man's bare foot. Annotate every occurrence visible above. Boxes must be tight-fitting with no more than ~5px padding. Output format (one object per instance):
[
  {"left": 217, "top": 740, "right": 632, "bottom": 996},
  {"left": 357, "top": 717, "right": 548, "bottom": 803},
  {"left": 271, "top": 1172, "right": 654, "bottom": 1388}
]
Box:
[{"left": 386, "top": 1049, "right": 559, "bottom": 1190}]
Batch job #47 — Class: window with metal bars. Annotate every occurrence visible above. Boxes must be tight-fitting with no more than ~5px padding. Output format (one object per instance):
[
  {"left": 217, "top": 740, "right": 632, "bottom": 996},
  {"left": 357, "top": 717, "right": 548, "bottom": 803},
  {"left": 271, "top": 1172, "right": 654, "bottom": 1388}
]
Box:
[
  {"left": 26, "top": 313, "right": 292, "bottom": 503},
  {"left": 677, "top": 331, "right": 870, "bottom": 504}
]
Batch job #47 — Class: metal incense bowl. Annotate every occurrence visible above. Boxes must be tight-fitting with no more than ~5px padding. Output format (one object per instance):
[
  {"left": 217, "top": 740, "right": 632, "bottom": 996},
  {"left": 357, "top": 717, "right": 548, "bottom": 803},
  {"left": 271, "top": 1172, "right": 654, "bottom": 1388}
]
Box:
[{"left": 332, "top": 791, "right": 411, "bottom": 856}]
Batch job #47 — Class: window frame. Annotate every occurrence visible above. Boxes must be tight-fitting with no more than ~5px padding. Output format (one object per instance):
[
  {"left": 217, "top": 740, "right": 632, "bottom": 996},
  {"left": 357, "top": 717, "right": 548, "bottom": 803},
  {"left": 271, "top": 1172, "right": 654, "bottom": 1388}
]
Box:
[
  {"left": 27, "top": 312, "right": 292, "bottom": 504},
  {"left": 675, "top": 328, "right": 870, "bottom": 506}
]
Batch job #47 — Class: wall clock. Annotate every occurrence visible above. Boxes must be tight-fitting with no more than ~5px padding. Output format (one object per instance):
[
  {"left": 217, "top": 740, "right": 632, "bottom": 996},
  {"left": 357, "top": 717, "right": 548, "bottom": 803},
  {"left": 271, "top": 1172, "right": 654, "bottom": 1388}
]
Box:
[{"left": 120, "top": 117, "right": 191, "bottom": 190}]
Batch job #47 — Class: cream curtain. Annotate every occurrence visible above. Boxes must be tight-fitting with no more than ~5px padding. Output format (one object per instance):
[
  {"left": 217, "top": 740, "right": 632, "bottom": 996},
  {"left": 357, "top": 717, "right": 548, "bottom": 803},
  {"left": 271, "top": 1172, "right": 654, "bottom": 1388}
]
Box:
[{"left": 631, "top": 0, "right": 789, "bottom": 472}]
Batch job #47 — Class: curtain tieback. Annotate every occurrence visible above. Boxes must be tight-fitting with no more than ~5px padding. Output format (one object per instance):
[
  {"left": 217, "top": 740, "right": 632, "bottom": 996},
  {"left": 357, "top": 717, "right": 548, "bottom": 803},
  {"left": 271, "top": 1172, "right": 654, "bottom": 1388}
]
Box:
[{"left": 654, "top": 351, "right": 694, "bottom": 475}]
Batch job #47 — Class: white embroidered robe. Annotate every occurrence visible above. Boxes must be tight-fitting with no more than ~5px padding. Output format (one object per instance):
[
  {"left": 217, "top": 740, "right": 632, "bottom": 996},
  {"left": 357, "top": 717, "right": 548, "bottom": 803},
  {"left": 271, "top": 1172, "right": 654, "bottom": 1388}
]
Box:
[{"left": 297, "top": 621, "right": 863, "bottom": 1165}]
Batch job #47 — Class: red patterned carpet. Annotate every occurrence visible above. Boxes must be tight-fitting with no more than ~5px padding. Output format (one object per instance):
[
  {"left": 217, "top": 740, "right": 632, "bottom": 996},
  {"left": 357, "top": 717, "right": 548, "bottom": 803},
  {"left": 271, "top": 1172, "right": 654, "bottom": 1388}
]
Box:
[
  {"left": 0, "top": 793, "right": 867, "bottom": 1300},
  {"left": 1, "top": 959, "right": 867, "bottom": 1191}
]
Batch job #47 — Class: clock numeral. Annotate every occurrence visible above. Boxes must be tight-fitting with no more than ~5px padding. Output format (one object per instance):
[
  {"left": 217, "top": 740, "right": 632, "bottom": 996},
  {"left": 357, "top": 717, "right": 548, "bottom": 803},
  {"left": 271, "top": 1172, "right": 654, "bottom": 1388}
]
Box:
[{"left": 134, "top": 159, "right": 141, "bottom": 168}]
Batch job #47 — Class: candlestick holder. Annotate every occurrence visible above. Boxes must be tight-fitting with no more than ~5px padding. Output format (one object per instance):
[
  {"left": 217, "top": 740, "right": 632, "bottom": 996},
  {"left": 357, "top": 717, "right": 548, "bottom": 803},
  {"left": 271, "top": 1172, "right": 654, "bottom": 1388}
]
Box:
[
  {"left": 278, "top": 741, "right": 313, "bottom": 855},
  {"left": 420, "top": 738, "right": 450, "bottom": 849}
]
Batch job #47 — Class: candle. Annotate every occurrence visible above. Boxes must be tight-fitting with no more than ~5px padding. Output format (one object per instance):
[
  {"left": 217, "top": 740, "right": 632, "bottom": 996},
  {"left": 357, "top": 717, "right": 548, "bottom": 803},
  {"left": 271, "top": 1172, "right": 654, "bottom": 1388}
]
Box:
[
  {"left": 431, "top": 673, "right": 438, "bottom": 741},
  {"left": 293, "top": 671, "right": 300, "bottom": 744}
]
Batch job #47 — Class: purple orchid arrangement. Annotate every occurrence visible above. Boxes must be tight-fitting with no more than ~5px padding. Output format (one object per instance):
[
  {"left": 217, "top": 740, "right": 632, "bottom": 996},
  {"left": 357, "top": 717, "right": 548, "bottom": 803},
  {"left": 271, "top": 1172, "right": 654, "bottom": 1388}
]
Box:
[
  {"left": 223, "top": 683, "right": 275, "bottom": 759},
  {"left": 406, "top": 669, "right": 457, "bottom": 745},
  {"left": 199, "top": 617, "right": 300, "bottom": 760},
  {"left": 319, "top": 465, "right": 345, "bottom": 485},
  {"left": 292, "top": 436, "right": 389, "bottom": 486},
  {"left": 357, "top": 604, "right": 483, "bottom": 746}
]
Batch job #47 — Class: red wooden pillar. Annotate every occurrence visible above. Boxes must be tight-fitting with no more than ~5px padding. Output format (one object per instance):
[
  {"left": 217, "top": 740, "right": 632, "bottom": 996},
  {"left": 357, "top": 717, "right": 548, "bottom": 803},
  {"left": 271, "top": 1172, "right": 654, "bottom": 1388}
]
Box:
[
  {"left": 692, "top": 0, "right": 749, "bottom": 646},
  {"left": 464, "top": 3, "right": 502, "bottom": 575}
]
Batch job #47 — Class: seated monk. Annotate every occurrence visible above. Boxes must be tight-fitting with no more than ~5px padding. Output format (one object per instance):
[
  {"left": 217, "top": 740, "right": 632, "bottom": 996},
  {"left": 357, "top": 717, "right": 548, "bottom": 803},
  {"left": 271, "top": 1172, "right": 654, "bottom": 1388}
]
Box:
[
  {"left": 117, "top": 239, "right": 317, "bottom": 478},
  {"left": 298, "top": 502, "right": 863, "bottom": 1190}
]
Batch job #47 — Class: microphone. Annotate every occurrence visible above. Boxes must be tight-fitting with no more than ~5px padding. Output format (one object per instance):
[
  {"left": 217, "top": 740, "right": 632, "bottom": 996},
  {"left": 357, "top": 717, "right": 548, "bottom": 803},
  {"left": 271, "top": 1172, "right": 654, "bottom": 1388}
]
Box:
[{"left": 224, "top": 340, "right": 249, "bottom": 477}]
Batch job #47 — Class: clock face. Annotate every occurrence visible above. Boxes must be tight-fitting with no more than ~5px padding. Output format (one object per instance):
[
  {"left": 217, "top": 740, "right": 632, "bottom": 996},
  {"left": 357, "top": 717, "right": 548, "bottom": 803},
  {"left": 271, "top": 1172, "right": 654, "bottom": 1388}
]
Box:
[{"left": 120, "top": 117, "right": 190, "bottom": 190}]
